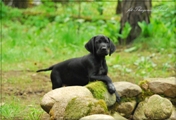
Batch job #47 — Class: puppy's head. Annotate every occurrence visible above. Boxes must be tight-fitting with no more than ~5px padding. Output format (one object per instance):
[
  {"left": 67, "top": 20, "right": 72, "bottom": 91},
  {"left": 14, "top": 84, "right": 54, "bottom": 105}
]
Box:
[{"left": 85, "top": 35, "right": 116, "bottom": 56}]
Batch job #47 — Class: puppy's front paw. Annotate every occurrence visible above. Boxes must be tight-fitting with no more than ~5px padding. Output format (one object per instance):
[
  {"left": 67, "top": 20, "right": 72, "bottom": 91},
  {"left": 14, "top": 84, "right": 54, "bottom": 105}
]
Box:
[
  {"left": 107, "top": 84, "right": 116, "bottom": 94},
  {"left": 116, "top": 95, "right": 121, "bottom": 103}
]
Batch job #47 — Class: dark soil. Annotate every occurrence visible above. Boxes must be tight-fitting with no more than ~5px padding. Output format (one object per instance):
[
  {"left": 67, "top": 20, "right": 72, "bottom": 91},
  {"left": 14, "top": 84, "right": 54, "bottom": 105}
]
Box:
[{"left": 1, "top": 70, "right": 51, "bottom": 104}]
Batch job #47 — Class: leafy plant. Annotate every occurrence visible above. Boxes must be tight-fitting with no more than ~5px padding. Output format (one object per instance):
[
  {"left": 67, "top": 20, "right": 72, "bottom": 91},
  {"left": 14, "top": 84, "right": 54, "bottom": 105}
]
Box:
[
  {"left": 138, "top": 21, "right": 153, "bottom": 37},
  {"left": 104, "top": 20, "right": 120, "bottom": 44},
  {"left": 96, "top": 2, "right": 104, "bottom": 15},
  {"left": 153, "top": 2, "right": 176, "bottom": 29},
  {"left": 0, "top": 2, "right": 22, "bottom": 20},
  {"left": 117, "top": 22, "right": 131, "bottom": 40},
  {"left": 0, "top": 1, "right": 7, "bottom": 19},
  {"left": 134, "top": 56, "right": 157, "bottom": 77},
  {"left": 24, "top": 16, "right": 50, "bottom": 29}
]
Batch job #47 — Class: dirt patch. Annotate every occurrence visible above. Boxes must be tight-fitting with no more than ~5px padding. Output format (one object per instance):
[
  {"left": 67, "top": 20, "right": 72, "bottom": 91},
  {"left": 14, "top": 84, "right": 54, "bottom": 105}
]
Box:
[{"left": 1, "top": 70, "right": 51, "bottom": 101}]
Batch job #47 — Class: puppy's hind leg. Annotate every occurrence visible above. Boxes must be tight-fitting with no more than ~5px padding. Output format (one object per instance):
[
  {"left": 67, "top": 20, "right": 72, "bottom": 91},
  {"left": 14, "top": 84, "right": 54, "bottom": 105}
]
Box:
[{"left": 50, "top": 70, "right": 62, "bottom": 89}]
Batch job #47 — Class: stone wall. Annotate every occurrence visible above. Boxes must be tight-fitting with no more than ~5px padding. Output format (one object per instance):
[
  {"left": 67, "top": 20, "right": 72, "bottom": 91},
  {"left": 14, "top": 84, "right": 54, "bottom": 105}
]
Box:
[{"left": 40, "top": 77, "right": 176, "bottom": 120}]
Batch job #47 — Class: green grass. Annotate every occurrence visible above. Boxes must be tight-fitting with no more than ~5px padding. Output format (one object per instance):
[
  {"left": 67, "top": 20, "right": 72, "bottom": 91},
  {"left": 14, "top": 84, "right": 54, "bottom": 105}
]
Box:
[
  {"left": 1, "top": 1, "right": 175, "bottom": 119},
  {"left": 0, "top": 96, "right": 43, "bottom": 120},
  {"left": 0, "top": 99, "right": 23, "bottom": 119}
]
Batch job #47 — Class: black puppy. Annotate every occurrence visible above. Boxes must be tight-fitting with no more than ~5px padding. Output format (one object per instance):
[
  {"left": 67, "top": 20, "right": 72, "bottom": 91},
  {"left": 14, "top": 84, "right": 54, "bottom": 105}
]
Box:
[{"left": 37, "top": 35, "right": 120, "bottom": 102}]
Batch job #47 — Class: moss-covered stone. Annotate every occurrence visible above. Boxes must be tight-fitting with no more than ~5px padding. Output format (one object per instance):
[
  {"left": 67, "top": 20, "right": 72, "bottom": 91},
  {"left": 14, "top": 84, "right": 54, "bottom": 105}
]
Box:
[
  {"left": 144, "top": 94, "right": 173, "bottom": 119},
  {"left": 137, "top": 89, "right": 154, "bottom": 102},
  {"left": 63, "top": 97, "right": 108, "bottom": 120},
  {"left": 86, "top": 81, "right": 116, "bottom": 106},
  {"left": 86, "top": 81, "right": 108, "bottom": 99},
  {"left": 138, "top": 80, "right": 154, "bottom": 102},
  {"left": 120, "top": 97, "right": 136, "bottom": 102},
  {"left": 41, "top": 86, "right": 93, "bottom": 113}
]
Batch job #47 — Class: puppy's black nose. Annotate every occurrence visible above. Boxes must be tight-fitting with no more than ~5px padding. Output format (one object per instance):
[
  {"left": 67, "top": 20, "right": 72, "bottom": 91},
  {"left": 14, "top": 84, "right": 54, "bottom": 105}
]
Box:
[{"left": 101, "top": 46, "right": 107, "bottom": 50}]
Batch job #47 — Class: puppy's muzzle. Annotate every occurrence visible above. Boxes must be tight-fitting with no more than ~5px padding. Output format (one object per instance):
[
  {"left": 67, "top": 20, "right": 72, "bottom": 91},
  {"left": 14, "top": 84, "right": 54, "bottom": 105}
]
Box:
[
  {"left": 101, "top": 46, "right": 107, "bottom": 50},
  {"left": 99, "top": 46, "right": 108, "bottom": 55}
]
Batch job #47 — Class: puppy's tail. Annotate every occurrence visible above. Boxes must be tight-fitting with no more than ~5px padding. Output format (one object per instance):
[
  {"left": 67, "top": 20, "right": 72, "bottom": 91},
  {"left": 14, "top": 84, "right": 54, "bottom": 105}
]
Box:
[{"left": 36, "top": 66, "right": 53, "bottom": 72}]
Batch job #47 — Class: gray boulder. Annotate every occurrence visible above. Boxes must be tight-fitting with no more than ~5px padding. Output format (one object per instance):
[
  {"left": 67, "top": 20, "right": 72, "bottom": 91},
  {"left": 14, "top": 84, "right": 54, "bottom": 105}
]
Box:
[
  {"left": 114, "top": 81, "right": 142, "bottom": 97},
  {"left": 144, "top": 94, "right": 173, "bottom": 120},
  {"left": 114, "top": 100, "right": 137, "bottom": 118},
  {"left": 41, "top": 86, "right": 93, "bottom": 113},
  {"left": 133, "top": 99, "right": 148, "bottom": 120},
  {"left": 40, "top": 113, "right": 50, "bottom": 120},
  {"left": 80, "top": 114, "right": 115, "bottom": 120},
  {"left": 146, "top": 77, "right": 176, "bottom": 98},
  {"left": 49, "top": 101, "right": 65, "bottom": 120},
  {"left": 112, "top": 112, "right": 128, "bottom": 120},
  {"left": 168, "top": 107, "right": 176, "bottom": 120}
]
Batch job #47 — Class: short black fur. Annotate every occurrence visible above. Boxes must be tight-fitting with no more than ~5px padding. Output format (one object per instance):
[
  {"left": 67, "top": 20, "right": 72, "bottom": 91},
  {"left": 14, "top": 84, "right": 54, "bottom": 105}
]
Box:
[{"left": 36, "top": 35, "right": 120, "bottom": 102}]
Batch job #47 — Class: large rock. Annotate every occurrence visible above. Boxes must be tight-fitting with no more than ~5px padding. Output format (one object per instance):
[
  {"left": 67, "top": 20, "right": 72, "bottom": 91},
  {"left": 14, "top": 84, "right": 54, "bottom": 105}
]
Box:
[
  {"left": 133, "top": 99, "right": 148, "bottom": 120},
  {"left": 144, "top": 94, "right": 173, "bottom": 120},
  {"left": 49, "top": 102, "right": 65, "bottom": 120},
  {"left": 114, "top": 81, "right": 142, "bottom": 97},
  {"left": 86, "top": 81, "right": 116, "bottom": 107},
  {"left": 80, "top": 114, "right": 115, "bottom": 120},
  {"left": 40, "top": 113, "right": 50, "bottom": 120},
  {"left": 63, "top": 97, "right": 108, "bottom": 120},
  {"left": 145, "top": 77, "right": 176, "bottom": 98},
  {"left": 40, "top": 86, "right": 93, "bottom": 113},
  {"left": 114, "top": 100, "right": 137, "bottom": 118},
  {"left": 112, "top": 112, "right": 128, "bottom": 120},
  {"left": 134, "top": 95, "right": 174, "bottom": 120},
  {"left": 170, "top": 98, "right": 176, "bottom": 106},
  {"left": 169, "top": 107, "right": 176, "bottom": 120}
]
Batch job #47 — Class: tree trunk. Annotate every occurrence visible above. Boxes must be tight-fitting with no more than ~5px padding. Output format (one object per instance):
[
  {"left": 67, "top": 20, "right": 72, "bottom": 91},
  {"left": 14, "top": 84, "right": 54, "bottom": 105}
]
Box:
[
  {"left": 118, "top": 0, "right": 151, "bottom": 45},
  {"left": 3, "top": 0, "right": 30, "bottom": 8},
  {"left": 52, "top": 0, "right": 69, "bottom": 4},
  {"left": 116, "top": 0, "right": 122, "bottom": 14}
]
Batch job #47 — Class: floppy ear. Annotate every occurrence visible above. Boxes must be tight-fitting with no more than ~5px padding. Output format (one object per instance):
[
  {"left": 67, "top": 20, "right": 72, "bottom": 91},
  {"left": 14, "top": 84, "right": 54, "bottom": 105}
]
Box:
[
  {"left": 108, "top": 38, "right": 116, "bottom": 56},
  {"left": 85, "top": 36, "right": 96, "bottom": 54}
]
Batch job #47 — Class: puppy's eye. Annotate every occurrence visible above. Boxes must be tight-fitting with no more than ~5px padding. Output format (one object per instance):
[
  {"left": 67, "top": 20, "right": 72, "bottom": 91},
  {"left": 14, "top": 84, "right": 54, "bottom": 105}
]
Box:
[
  {"left": 104, "top": 40, "right": 109, "bottom": 43},
  {"left": 96, "top": 40, "right": 101, "bottom": 43},
  {"left": 95, "top": 41, "right": 100, "bottom": 44}
]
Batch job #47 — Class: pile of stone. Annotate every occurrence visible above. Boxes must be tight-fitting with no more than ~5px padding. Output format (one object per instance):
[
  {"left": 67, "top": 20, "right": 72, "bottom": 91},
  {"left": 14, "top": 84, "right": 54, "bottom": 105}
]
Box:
[{"left": 40, "top": 77, "right": 176, "bottom": 120}]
